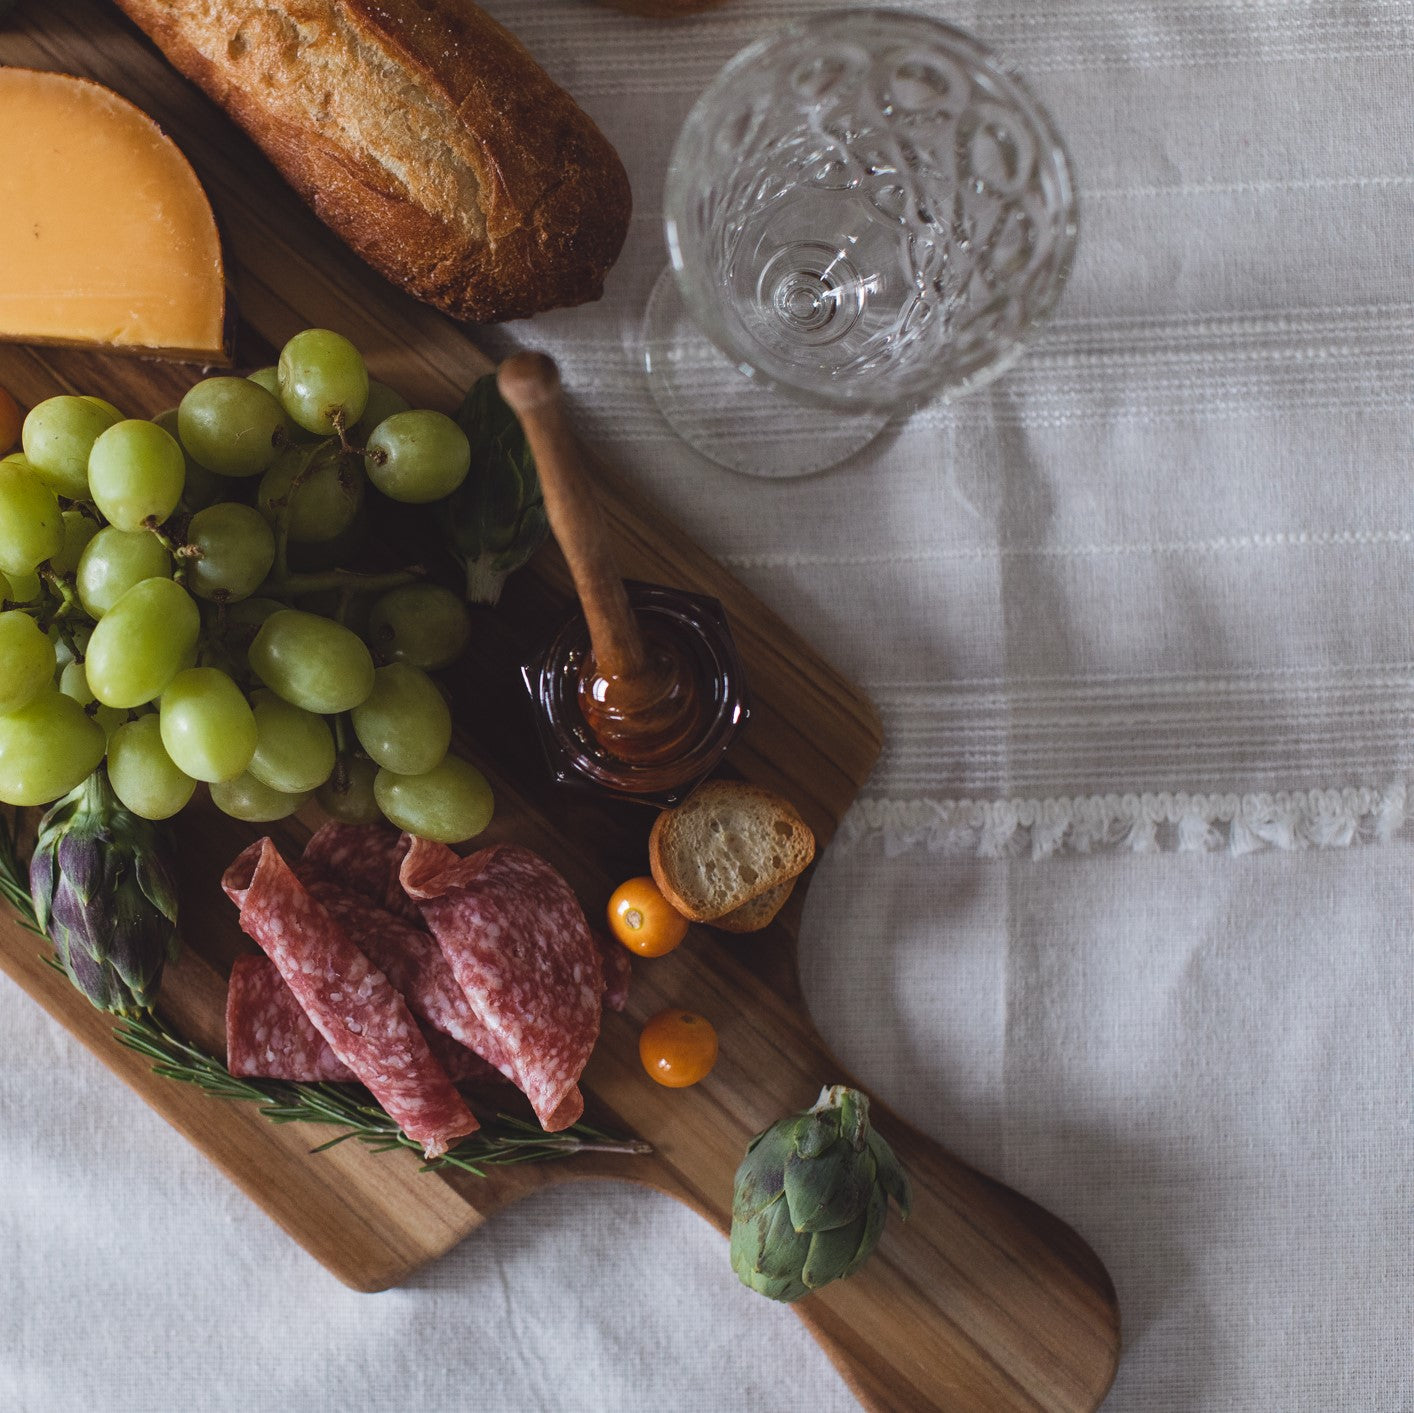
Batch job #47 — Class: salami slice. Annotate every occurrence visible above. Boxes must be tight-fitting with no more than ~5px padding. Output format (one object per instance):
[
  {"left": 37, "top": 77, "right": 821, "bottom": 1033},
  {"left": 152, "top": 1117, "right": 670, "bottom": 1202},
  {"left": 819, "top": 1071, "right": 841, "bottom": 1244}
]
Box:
[
  {"left": 594, "top": 931, "right": 632, "bottom": 1013},
  {"left": 401, "top": 837, "right": 602, "bottom": 1132},
  {"left": 226, "top": 953, "right": 348, "bottom": 1082},
  {"left": 303, "top": 822, "right": 629, "bottom": 1014},
  {"left": 303, "top": 877, "right": 515, "bottom": 1080},
  {"left": 300, "top": 822, "right": 419, "bottom": 923},
  {"left": 222, "top": 838, "right": 478, "bottom": 1157},
  {"left": 422, "top": 1026, "right": 507, "bottom": 1089},
  {"left": 227, "top": 954, "right": 505, "bottom": 1087}
]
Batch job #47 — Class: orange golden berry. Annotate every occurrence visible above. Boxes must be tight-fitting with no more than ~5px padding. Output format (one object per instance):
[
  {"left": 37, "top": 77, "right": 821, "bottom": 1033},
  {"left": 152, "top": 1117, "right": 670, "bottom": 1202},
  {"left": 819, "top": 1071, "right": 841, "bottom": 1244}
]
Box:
[
  {"left": 639, "top": 1009, "right": 718, "bottom": 1088},
  {"left": 608, "top": 875, "right": 688, "bottom": 957}
]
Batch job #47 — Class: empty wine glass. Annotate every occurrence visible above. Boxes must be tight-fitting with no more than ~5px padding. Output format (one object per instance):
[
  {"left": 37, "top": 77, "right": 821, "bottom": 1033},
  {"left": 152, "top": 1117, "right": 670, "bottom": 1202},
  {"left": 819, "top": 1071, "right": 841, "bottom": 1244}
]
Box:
[{"left": 642, "top": 8, "right": 1078, "bottom": 478}]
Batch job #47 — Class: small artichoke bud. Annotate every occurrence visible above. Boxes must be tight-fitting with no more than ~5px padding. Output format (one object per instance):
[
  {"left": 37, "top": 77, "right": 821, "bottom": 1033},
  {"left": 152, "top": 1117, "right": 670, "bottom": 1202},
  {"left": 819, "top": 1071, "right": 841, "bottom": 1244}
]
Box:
[
  {"left": 30, "top": 767, "right": 179, "bottom": 1016},
  {"left": 730, "top": 1085, "right": 912, "bottom": 1303}
]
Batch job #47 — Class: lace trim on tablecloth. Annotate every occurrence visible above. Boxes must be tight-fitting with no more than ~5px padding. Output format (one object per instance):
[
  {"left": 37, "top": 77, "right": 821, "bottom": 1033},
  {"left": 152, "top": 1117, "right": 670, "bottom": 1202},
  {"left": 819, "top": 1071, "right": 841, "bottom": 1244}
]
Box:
[{"left": 838, "top": 786, "right": 1409, "bottom": 858}]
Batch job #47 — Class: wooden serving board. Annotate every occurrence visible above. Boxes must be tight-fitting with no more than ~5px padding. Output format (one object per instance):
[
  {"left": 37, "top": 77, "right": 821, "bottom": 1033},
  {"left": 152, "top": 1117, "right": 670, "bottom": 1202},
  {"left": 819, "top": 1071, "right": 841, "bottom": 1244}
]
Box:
[{"left": 0, "top": 4, "right": 1120, "bottom": 1410}]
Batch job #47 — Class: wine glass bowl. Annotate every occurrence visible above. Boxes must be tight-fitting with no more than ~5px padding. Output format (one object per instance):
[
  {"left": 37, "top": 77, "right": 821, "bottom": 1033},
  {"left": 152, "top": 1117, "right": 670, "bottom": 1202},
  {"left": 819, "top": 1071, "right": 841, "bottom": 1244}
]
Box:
[{"left": 646, "top": 9, "right": 1078, "bottom": 475}]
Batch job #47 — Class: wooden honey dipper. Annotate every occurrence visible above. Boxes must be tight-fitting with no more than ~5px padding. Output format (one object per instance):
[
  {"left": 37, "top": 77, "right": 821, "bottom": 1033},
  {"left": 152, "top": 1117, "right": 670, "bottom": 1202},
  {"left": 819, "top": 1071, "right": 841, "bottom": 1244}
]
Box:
[{"left": 497, "top": 352, "right": 709, "bottom": 767}]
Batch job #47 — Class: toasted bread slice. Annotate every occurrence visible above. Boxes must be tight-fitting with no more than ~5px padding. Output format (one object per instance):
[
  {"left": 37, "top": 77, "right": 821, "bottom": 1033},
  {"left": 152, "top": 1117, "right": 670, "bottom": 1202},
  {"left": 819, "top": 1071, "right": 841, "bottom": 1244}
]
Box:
[
  {"left": 710, "top": 878, "right": 795, "bottom": 934},
  {"left": 649, "top": 781, "right": 815, "bottom": 922}
]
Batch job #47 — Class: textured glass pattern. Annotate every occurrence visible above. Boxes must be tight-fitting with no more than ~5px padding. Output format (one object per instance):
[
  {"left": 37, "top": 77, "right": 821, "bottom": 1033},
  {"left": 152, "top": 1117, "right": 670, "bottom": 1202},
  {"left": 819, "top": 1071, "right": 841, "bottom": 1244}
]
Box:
[{"left": 665, "top": 10, "right": 1078, "bottom": 411}]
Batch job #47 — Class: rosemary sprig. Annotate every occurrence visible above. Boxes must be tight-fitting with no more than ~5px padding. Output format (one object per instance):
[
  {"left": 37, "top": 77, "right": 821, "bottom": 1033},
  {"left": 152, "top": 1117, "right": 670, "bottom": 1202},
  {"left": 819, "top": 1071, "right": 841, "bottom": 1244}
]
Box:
[
  {"left": 0, "top": 812, "right": 40, "bottom": 936},
  {"left": 1, "top": 810, "right": 650, "bottom": 1175},
  {"left": 112, "top": 1012, "right": 651, "bottom": 1174}
]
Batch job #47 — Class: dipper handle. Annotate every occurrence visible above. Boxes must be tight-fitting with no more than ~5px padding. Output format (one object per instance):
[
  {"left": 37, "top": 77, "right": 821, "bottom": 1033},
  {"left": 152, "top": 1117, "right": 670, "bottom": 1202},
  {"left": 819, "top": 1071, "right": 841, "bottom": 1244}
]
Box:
[{"left": 497, "top": 353, "right": 647, "bottom": 680}]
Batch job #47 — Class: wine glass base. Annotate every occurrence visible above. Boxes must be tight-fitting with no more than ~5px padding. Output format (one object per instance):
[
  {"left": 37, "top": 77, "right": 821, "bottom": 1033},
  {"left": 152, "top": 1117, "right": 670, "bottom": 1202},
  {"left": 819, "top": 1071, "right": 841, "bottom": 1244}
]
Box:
[{"left": 641, "top": 269, "right": 888, "bottom": 479}]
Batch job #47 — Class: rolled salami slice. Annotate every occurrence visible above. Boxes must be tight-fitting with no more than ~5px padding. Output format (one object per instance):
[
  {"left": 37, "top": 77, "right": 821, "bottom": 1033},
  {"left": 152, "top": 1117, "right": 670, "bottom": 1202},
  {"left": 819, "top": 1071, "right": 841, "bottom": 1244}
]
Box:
[
  {"left": 299, "top": 822, "right": 420, "bottom": 923},
  {"left": 227, "top": 954, "right": 505, "bottom": 1087},
  {"left": 222, "top": 838, "right": 478, "bottom": 1157},
  {"left": 226, "top": 953, "right": 348, "bottom": 1082},
  {"left": 304, "top": 823, "right": 628, "bottom": 1015},
  {"left": 401, "top": 837, "right": 602, "bottom": 1132},
  {"left": 303, "top": 877, "right": 515, "bottom": 1080}
]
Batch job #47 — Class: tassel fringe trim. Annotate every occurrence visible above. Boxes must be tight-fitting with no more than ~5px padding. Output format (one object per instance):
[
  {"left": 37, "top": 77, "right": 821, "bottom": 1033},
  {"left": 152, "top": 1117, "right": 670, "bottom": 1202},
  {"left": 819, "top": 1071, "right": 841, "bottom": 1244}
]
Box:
[{"left": 838, "top": 786, "right": 1409, "bottom": 859}]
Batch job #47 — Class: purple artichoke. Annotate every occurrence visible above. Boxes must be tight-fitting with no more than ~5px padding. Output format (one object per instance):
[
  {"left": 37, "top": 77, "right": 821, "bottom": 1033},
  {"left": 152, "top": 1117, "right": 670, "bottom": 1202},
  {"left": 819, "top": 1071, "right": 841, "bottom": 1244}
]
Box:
[{"left": 29, "top": 768, "right": 179, "bottom": 1015}]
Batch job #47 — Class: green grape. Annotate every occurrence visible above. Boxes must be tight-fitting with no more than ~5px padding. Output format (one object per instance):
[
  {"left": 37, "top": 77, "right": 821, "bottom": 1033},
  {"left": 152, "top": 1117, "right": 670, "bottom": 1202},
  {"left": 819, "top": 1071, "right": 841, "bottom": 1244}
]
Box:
[
  {"left": 211, "top": 771, "right": 311, "bottom": 823},
  {"left": 95, "top": 705, "right": 128, "bottom": 741},
  {"left": 364, "top": 410, "right": 471, "bottom": 504},
  {"left": 277, "top": 329, "right": 369, "bottom": 435},
  {"left": 248, "top": 608, "right": 375, "bottom": 714},
  {"left": 50, "top": 509, "right": 98, "bottom": 576},
  {"left": 374, "top": 755, "right": 493, "bottom": 844},
  {"left": 76, "top": 525, "right": 172, "bottom": 618},
  {"left": 178, "top": 376, "right": 287, "bottom": 478},
  {"left": 4, "top": 567, "right": 41, "bottom": 604},
  {"left": 246, "top": 367, "right": 281, "bottom": 399},
  {"left": 86, "top": 577, "right": 199, "bottom": 709},
  {"left": 249, "top": 366, "right": 319, "bottom": 446},
  {"left": 247, "top": 690, "right": 336, "bottom": 794},
  {"left": 316, "top": 756, "right": 381, "bottom": 824},
  {"left": 58, "top": 660, "right": 95, "bottom": 706},
  {"left": 87, "top": 419, "right": 186, "bottom": 531},
  {"left": 159, "top": 667, "right": 258, "bottom": 783},
  {"left": 366, "top": 583, "right": 470, "bottom": 669},
  {"left": 0, "top": 459, "right": 63, "bottom": 576},
  {"left": 0, "top": 610, "right": 56, "bottom": 715},
  {"left": 350, "top": 379, "right": 411, "bottom": 443},
  {"left": 154, "top": 409, "right": 236, "bottom": 513},
  {"left": 106, "top": 714, "right": 196, "bottom": 820},
  {"left": 257, "top": 442, "right": 364, "bottom": 543},
  {"left": 21, "top": 394, "right": 120, "bottom": 498},
  {"left": 0, "top": 688, "right": 106, "bottom": 806},
  {"left": 184, "top": 502, "right": 276, "bottom": 602},
  {"left": 351, "top": 663, "right": 451, "bottom": 775}
]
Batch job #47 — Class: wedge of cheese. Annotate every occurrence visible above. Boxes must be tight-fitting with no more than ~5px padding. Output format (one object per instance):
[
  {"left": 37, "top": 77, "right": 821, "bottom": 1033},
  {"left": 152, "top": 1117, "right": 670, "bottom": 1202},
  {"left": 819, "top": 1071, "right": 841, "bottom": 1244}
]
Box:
[{"left": 0, "top": 68, "right": 228, "bottom": 363}]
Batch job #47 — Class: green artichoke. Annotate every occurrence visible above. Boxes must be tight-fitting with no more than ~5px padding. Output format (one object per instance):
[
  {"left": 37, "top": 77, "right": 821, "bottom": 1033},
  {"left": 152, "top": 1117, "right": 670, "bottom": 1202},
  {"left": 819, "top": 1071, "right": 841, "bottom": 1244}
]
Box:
[
  {"left": 730, "top": 1085, "right": 912, "bottom": 1302},
  {"left": 447, "top": 373, "right": 549, "bottom": 605},
  {"left": 29, "top": 768, "right": 180, "bottom": 1016}
]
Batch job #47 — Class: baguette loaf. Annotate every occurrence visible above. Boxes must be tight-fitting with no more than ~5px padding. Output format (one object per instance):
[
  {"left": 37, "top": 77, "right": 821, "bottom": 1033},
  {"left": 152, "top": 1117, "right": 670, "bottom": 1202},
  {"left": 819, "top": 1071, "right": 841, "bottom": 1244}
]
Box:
[{"left": 113, "top": 0, "right": 632, "bottom": 323}]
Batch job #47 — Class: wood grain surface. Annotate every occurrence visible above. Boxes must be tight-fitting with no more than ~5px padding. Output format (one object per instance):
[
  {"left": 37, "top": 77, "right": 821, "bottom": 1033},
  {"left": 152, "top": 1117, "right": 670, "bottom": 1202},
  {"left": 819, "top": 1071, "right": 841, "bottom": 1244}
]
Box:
[{"left": 0, "top": 4, "right": 1121, "bottom": 1410}]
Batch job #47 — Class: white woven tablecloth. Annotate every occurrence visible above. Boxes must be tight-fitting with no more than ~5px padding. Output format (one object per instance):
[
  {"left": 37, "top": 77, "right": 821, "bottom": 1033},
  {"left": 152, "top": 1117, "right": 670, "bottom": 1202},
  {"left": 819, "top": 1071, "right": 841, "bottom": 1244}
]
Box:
[{"left": 5, "top": 1, "right": 1414, "bottom": 1409}]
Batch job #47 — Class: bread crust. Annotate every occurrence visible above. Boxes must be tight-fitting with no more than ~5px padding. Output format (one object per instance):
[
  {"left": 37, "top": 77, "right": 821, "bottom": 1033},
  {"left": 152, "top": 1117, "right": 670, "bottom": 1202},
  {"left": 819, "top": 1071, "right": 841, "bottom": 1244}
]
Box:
[
  {"left": 648, "top": 780, "right": 815, "bottom": 922},
  {"left": 112, "top": 0, "right": 632, "bottom": 323},
  {"left": 710, "top": 878, "right": 794, "bottom": 934}
]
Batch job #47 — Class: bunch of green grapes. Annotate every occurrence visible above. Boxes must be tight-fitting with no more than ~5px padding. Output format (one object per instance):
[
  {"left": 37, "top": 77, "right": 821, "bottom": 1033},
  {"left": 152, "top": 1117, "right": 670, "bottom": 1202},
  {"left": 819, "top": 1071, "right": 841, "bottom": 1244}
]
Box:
[{"left": 0, "top": 329, "right": 492, "bottom": 845}]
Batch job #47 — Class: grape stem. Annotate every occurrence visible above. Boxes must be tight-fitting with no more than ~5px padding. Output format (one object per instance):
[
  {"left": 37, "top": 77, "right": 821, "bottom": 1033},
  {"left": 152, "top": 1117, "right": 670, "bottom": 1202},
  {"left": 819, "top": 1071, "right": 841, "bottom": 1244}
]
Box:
[
  {"left": 258, "top": 435, "right": 422, "bottom": 597},
  {"left": 37, "top": 565, "right": 82, "bottom": 626},
  {"left": 141, "top": 517, "right": 182, "bottom": 555},
  {"left": 331, "top": 714, "right": 354, "bottom": 793},
  {"left": 258, "top": 566, "right": 423, "bottom": 598},
  {"left": 141, "top": 518, "right": 199, "bottom": 588},
  {"left": 55, "top": 616, "right": 86, "bottom": 665}
]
